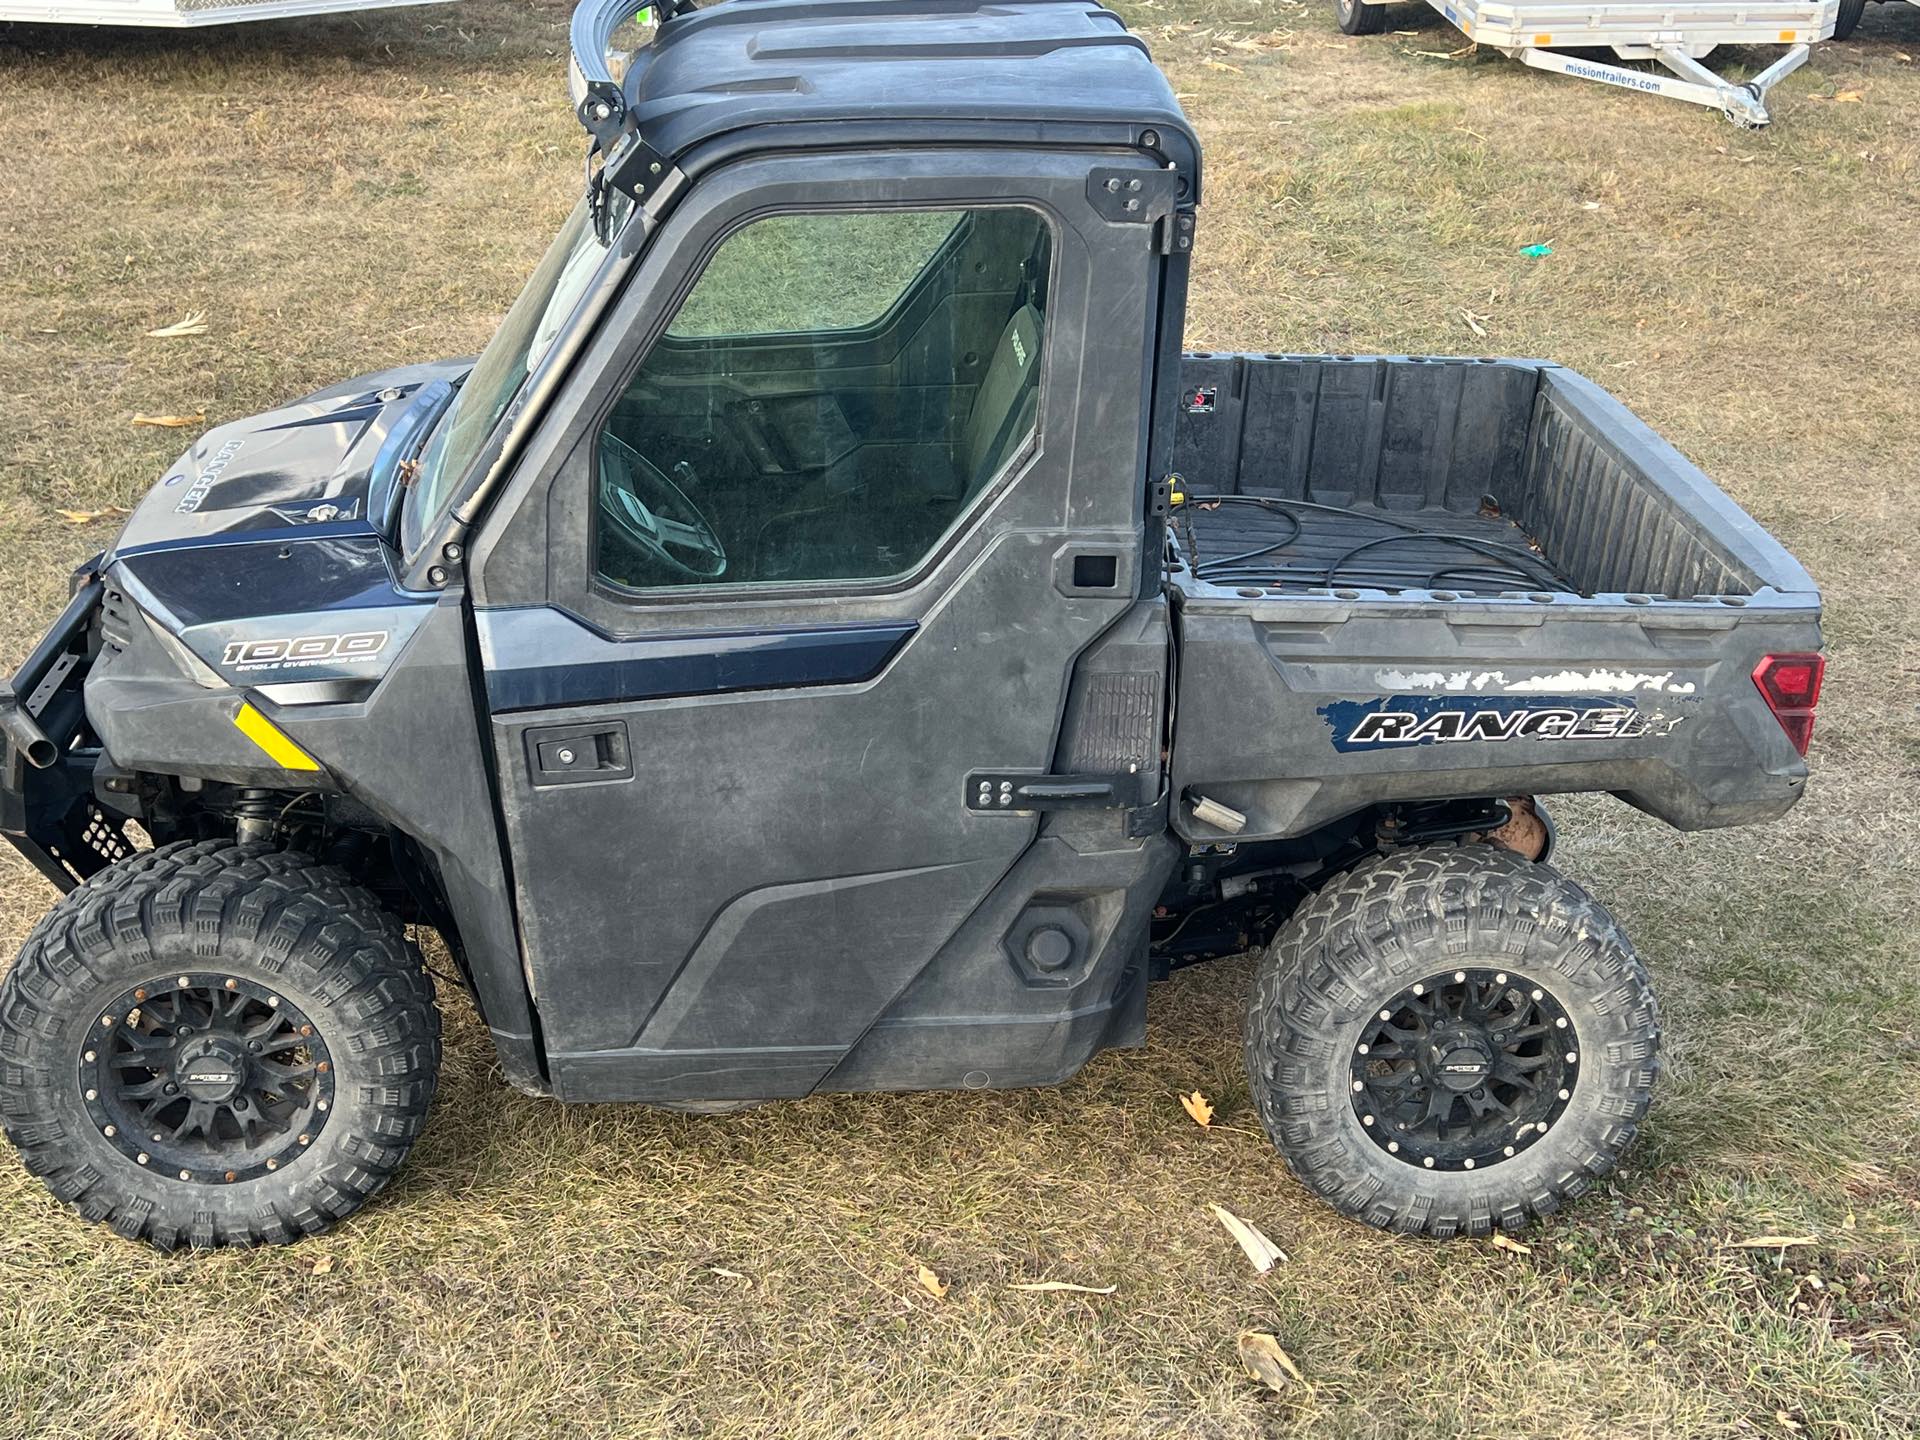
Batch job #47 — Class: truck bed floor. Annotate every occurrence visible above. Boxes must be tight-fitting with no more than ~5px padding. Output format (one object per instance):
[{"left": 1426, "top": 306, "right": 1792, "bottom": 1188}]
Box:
[{"left": 1176, "top": 497, "right": 1573, "bottom": 595}]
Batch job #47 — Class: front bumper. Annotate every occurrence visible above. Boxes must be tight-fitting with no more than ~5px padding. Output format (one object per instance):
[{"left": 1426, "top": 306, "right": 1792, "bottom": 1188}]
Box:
[{"left": 1, "top": 578, "right": 125, "bottom": 892}]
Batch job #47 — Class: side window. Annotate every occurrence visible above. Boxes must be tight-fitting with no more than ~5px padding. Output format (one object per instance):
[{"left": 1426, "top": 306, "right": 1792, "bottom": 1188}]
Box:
[{"left": 594, "top": 206, "right": 1052, "bottom": 592}]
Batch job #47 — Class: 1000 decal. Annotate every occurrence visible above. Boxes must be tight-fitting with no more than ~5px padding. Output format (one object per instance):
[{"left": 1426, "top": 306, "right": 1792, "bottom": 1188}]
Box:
[{"left": 1319, "top": 694, "right": 1684, "bottom": 753}]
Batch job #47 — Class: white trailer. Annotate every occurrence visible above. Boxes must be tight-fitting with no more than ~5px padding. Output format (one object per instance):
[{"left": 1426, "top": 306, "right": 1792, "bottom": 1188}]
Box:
[
  {"left": 1336, "top": 0, "right": 1838, "bottom": 127},
  {"left": 0, "top": 0, "right": 451, "bottom": 25}
]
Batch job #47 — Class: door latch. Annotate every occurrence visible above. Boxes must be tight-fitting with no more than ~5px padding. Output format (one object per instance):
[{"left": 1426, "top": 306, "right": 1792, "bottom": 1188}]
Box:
[{"left": 526, "top": 721, "right": 633, "bottom": 786}]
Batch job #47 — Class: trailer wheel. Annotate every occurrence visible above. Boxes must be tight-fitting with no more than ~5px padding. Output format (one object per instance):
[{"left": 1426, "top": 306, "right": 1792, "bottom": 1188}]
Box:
[
  {"left": 1334, "top": 0, "right": 1390, "bottom": 36},
  {"left": 1244, "top": 845, "right": 1658, "bottom": 1236},
  {"left": 0, "top": 841, "right": 439, "bottom": 1250},
  {"left": 1832, "top": 0, "right": 1867, "bottom": 38}
]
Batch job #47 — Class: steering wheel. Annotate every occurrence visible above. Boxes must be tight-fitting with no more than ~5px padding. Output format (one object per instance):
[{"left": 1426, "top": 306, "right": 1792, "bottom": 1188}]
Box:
[{"left": 597, "top": 432, "right": 728, "bottom": 582}]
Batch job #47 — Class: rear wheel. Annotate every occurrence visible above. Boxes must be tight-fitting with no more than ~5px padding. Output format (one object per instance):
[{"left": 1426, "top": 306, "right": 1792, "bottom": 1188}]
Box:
[
  {"left": 1245, "top": 845, "right": 1658, "bottom": 1235},
  {"left": 1335, "top": 0, "right": 1391, "bottom": 36},
  {"left": 1832, "top": 0, "right": 1867, "bottom": 39},
  {"left": 0, "top": 841, "right": 439, "bottom": 1250}
]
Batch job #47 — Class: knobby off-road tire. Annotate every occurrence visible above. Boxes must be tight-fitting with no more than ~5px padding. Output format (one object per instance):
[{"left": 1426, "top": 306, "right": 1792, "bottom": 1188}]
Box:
[
  {"left": 1335, "top": 0, "right": 1391, "bottom": 36},
  {"left": 0, "top": 841, "right": 439, "bottom": 1250},
  {"left": 1245, "top": 845, "right": 1659, "bottom": 1236}
]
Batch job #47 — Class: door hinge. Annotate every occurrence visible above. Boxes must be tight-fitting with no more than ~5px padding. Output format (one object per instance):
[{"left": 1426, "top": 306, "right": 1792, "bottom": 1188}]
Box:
[
  {"left": 967, "top": 771, "right": 1147, "bottom": 813},
  {"left": 1087, "top": 166, "right": 1190, "bottom": 253}
]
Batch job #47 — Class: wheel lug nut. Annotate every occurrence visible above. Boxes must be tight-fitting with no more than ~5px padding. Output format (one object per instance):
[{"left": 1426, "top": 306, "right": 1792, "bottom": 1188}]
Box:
[
  {"left": 266, "top": 1158, "right": 278, "bottom": 1171},
  {"left": 137, "top": 1153, "right": 150, "bottom": 1165},
  {"left": 298, "top": 1134, "right": 311, "bottom": 1146},
  {"left": 1422, "top": 1156, "right": 1435, "bottom": 1168},
  {"left": 1504, "top": 1145, "right": 1516, "bottom": 1156},
  {"left": 224, "top": 1170, "right": 237, "bottom": 1182},
  {"left": 177, "top": 977, "right": 190, "bottom": 988},
  {"left": 134, "top": 989, "right": 147, "bottom": 1001},
  {"left": 85, "top": 1088, "right": 97, "bottom": 1100},
  {"left": 1351, "top": 1081, "right": 1364, "bottom": 1092},
  {"left": 224, "top": 979, "right": 238, "bottom": 990},
  {"left": 164, "top": 1083, "right": 179, "bottom": 1095},
  {"left": 300, "top": 1025, "right": 313, "bottom": 1038},
  {"left": 84, "top": 1050, "right": 96, "bottom": 1062},
  {"left": 103, "top": 1124, "right": 117, "bottom": 1137},
  {"left": 178, "top": 1170, "right": 191, "bottom": 1181},
  {"left": 1565, "top": 1052, "right": 1577, "bottom": 1064},
  {"left": 1379, "top": 1009, "right": 1392, "bottom": 1021},
  {"left": 1530, "top": 989, "right": 1543, "bottom": 1001},
  {"left": 1464, "top": 1158, "right": 1475, "bottom": 1169},
  {"left": 1494, "top": 973, "right": 1508, "bottom": 984},
  {"left": 1387, "top": 1141, "right": 1400, "bottom": 1153},
  {"left": 317, "top": 1100, "right": 329, "bottom": 1112},
  {"left": 1453, "top": 971, "right": 1465, "bottom": 982},
  {"left": 1557, "top": 1088, "right": 1571, "bottom": 1100}
]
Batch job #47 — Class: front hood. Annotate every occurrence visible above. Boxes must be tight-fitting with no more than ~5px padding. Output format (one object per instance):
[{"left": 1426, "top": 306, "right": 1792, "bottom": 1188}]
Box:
[
  {"left": 110, "top": 358, "right": 469, "bottom": 557},
  {"left": 99, "top": 360, "right": 470, "bottom": 692}
]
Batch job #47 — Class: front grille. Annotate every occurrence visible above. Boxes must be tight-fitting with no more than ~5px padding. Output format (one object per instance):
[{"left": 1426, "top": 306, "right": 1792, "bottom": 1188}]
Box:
[{"left": 98, "top": 586, "right": 135, "bottom": 655}]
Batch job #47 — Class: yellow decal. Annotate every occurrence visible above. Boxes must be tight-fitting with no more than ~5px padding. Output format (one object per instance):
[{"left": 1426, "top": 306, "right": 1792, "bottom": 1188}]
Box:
[{"left": 233, "top": 703, "right": 321, "bottom": 772}]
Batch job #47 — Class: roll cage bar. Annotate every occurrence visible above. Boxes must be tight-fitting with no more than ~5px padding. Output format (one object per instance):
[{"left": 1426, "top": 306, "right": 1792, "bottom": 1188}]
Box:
[{"left": 569, "top": 0, "right": 698, "bottom": 227}]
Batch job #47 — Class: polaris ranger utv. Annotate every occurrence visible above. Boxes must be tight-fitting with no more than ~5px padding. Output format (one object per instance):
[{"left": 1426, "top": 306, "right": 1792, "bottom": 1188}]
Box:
[{"left": 0, "top": 0, "right": 1823, "bottom": 1251}]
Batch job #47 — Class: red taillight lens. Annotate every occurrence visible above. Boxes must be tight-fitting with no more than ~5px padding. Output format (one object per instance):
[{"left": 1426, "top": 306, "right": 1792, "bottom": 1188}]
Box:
[{"left": 1752, "top": 653, "right": 1825, "bottom": 756}]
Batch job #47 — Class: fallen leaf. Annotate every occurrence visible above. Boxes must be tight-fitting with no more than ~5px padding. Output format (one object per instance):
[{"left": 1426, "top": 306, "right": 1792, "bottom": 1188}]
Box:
[
  {"left": 1007, "top": 1280, "right": 1117, "bottom": 1295},
  {"left": 1579, "top": 200, "right": 1602, "bottom": 211},
  {"left": 916, "top": 1263, "right": 949, "bottom": 1299},
  {"left": 131, "top": 412, "right": 205, "bottom": 428},
  {"left": 1726, "top": 1235, "right": 1818, "bottom": 1250},
  {"left": 709, "top": 1265, "right": 747, "bottom": 1281},
  {"left": 1775, "top": 1412, "right": 1804, "bottom": 1433},
  {"left": 1835, "top": 90, "right": 1863, "bottom": 103},
  {"left": 310, "top": 1255, "right": 335, "bottom": 1275},
  {"left": 1841, "top": 1211, "right": 1856, "bottom": 1231},
  {"left": 145, "top": 311, "right": 209, "bottom": 339},
  {"left": 1490, "top": 1232, "right": 1532, "bottom": 1256},
  {"left": 56, "top": 506, "right": 130, "bottom": 525},
  {"left": 1236, "top": 1331, "right": 1307, "bottom": 1394},
  {"left": 1209, "top": 1203, "right": 1287, "bottom": 1273},
  {"left": 1203, "top": 58, "right": 1244, "bottom": 72},
  {"left": 1460, "top": 308, "right": 1488, "bottom": 338},
  {"left": 1180, "top": 1090, "right": 1215, "bottom": 1128}
]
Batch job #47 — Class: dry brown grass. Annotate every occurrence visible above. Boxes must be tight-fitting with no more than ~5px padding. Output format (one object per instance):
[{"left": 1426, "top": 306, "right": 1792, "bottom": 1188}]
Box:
[{"left": 2, "top": 1, "right": 1918, "bottom": 1436}]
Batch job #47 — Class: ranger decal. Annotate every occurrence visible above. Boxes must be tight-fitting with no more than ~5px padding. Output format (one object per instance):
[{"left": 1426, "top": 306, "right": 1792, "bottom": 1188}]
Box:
[{"left": 1319, "top": 693, "right": 1685, "bottom": 754}]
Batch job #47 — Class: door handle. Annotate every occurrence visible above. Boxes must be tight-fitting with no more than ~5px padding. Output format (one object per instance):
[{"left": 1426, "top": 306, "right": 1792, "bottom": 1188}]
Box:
[{"left": 526, "top": 721, "right": 633, "bottom": 786}]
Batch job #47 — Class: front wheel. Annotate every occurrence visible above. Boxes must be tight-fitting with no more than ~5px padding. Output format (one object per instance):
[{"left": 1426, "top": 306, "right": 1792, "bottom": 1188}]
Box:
[
  {"left": 0, "top": 841, "right": 440, "bottom": 1250},
  {"left": 1245, "top": 845, "right": 1659, "bottom": 1236},
  {"left": 1335, "top": 0, "right": 1391, "bottom": 36}
]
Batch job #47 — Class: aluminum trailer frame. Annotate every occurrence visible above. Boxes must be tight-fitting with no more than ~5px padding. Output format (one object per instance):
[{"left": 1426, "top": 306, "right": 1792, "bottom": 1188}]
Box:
[
  {"left": 0, "top": 0, "right": 452, "bottom": 26},
  {"left": 1430, "top": 0, "right": 1837, "bottom": 125}
]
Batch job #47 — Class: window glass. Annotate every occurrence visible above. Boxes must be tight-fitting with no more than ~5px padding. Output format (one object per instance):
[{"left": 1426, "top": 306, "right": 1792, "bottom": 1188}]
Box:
[{"left": 594, "top": 206, "right": 1051, "bottom": 591}]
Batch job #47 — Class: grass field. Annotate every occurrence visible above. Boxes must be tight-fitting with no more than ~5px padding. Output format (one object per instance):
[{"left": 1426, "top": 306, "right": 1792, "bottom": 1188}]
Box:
[{"left": 2, "top": 1, "right": 1918, "bottom": 1436}]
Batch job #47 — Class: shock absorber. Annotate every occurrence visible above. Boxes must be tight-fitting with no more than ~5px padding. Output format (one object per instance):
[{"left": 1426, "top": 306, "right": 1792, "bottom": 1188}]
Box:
[{"left": 232, "top": 789, "right": 278, "bottom": 845}]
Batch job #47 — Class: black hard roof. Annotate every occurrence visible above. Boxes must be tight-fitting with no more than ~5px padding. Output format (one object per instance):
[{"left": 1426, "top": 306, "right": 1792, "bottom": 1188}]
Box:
[{"left": 623, "top": 0, "right": 1196, "bottom": 172}]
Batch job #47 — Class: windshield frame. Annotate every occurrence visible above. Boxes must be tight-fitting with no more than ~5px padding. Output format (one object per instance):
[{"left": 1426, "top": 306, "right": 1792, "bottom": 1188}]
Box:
[{"left": 400, "top": 191, "right": 635, "bottom": 563}]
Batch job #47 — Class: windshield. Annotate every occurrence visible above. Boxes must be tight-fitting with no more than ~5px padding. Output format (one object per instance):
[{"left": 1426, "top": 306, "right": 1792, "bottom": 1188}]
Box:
[{"left": 402, "top": 192, "right": 627, "bottom": 556}]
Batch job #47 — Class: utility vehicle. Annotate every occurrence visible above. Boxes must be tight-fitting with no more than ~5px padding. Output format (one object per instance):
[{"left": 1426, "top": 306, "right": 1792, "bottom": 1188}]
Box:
[{"left": 0, "top": 0, "right": 1823, "bottom": 1250}]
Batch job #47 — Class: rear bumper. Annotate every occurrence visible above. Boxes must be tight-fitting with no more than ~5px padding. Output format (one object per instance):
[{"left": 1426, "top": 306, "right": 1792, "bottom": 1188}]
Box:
[{"left": 2, "top": 580, "right": 110, "bottom": 892}]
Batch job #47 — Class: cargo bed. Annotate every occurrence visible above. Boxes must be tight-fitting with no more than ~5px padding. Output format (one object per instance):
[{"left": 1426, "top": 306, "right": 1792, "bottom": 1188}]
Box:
[{"left": 1164, "top": 354, "right": 1823, "bottom": 842}]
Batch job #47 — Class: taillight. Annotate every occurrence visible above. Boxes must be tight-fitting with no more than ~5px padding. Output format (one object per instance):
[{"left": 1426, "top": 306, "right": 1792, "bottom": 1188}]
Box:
[{"left": 1751, "top": 653, "right": 1825, "bottom": 756}]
